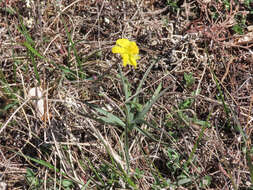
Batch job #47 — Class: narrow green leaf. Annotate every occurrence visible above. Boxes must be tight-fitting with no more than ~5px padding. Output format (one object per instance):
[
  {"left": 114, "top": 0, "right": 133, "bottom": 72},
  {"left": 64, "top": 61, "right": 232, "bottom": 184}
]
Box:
[
  {"left": 94, "top": 107, "right": 126, "bottom": 127},
  {"left": 81, "top": 179, "right": 92, "bottom": 190},
  {"left": 23, "top": 41, "right": 45, "bottom": 59},
  {"left": 0, "top": 70, "right": 17, "bottom": 100},
  {"left": 118, "top": 64, "right": 131, "bottom": 100},
  {"left": 25, "top": 155, "right": 60, "bottom": 173},
  {"left": 62, "top": 179, "right": 74, "bottom": 187},
  {"left": 133, "top": 58, "right": 159, "bottom": 102},
  {"left": 17, "top": 19, "right": 34, "bottom": 45},
  {"left": 246, "top": 148, "right": 253, "bottom": 183},
  {"left": 63, "top": 18, "right": 85, "bottom": 79},
  {"left": 82, "top": 158, "right": 105, "bottom": 186},
  {"left": 29, "top": 49, "right": 40, "bottom": 84},
  {"left": 124, "top": 126, "right": 130, "bottom": 174},
  {"left": 134, "top": 119, "right": 170, "bottom": 145},
  {"left": 26, "top": 168, "right": 40, "bottom": 187},
  {"left": 177, "top": 177, "right": 191, "bottom": 185},
  {"left": 136, "top": 82, "right": 162, "bottom": 120},
  {"left": 134, "top": 124, "right": 160, "bottom": 143}
]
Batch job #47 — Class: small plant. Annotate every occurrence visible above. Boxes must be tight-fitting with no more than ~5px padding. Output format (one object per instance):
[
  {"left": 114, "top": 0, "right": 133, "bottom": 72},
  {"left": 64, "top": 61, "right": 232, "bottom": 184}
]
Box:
[
  {"left": 232, "top": 13, "right": 247, "bottom": 35},
  {"left": 199, "top": 175, "right": 212, "bottom": 188},
  {"left": 134, "top": 168, "right": 144, "bottom": 179},
  {"left": 167, "top": 0, "right": 179, "bottom": 12},
  {"left": 83, "top": 39, "right": 175, "bottom": 175},
  {"left": 26, "top": 167, "right": 75, "bottom": 189},
  {"left": 166, "top": 148, "right": 181, "bottom": 176},
  {"left": 184, "top": 72, "right": 195, "bottom": 88},
  {"left": 223, "top": 0, "right": 231, "bottom": 10},
  {"left": 244, "top": 0, "right": 253, "bottom": 13},
  {"left": 26, "top": 168, "right": 43, "bottom": 189},
  {"left": 232, "top": 24, "right": 244, "bottom": 35}
]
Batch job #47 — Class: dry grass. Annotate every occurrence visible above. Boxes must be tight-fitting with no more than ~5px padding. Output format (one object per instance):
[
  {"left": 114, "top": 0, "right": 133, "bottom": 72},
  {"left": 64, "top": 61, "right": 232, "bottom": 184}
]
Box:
[{"left": 0, "top": 0, "right": 253, "bottom": 189}]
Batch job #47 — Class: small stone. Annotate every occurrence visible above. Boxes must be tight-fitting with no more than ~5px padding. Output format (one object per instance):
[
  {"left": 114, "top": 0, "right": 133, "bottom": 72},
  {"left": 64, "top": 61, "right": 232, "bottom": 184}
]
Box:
[
  {"left": 0, "top": 181, "right": 7, "bottom": 190},
  {"left": 151, "top": 40, "right": 157, "bottom": 46},
  {"left": 28, "top": 87, "right": 43, "bottom": 99},
  {"left": 104, "top": 17, "right": 110, "bottom": 24}
]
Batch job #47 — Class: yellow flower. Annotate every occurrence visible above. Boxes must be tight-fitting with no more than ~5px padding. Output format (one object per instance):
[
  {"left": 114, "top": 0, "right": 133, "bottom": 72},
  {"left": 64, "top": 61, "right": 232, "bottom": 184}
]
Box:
[{"left": 112, "top": 38, "right": 140, "bottom": 69}]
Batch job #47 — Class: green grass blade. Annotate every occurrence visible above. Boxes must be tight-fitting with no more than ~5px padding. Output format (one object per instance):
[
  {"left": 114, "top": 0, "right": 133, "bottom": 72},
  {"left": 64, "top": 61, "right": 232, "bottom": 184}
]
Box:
[
  {"left": 23, "top": 41, "right": 45, "bottom": 59},
  {"left": 23, "top": 41, "right": 43, "bottom": 84},
  {"left": 123, "top": 174, "right": 138, "bottom": 189},
  {"left": 211, "top": 70, "right": 231, "bottom": 127},
  {"left": 17, "top": 18, "right": 34, "bottom": 45},
  {"left": 84, "top": 158, "right": 105, "bottom": 186},
  {"left": 17, "top": 16, "right": 42, "bottom": 84},
  {"left": 0, "top": 70, "right": 17, "bottom": 103},
  {"left": 184, "top": 121, "right": 209, "bottom": 168},
  {"left": 29, "top": 49, "right": 41, "bottom": 84},
  {"left": 23, "top": 154, "right": 65, "bottom": 175},
  {"left": 246, "top": 149, "right": 253, "bottom": 183},
  {"left": 124, "top": 124, "right": 130, "bottom": 174},
  {"left": 81, "top": 179, "right": 92, "bottom": 190},
  {"left": 63, "top": 19, "right": 85, "bottom": 79},
  {"left": 0, "top": 70, "right": 14, "bottom": 96}
]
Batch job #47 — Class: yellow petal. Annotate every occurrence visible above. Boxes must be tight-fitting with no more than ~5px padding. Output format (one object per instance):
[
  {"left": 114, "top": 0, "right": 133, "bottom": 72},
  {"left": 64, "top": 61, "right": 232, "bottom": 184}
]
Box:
[
  {"left": 122, "top": 54, "right": 129, "bottom": 67},
  {"left": 129, "top": 41, "right": 139, "bottom": 54},
  {"left": 129, "top": 56, "right": 138, "bottom": 68},
  {"left": 135, "top": 55, "right": 140, "bottom": 60},
  {"left": 112, "top": 46, "right": 125, "bottom": 54},
  {"left": 112, "top": 38, "right": 140, "bottom": 69},
  {"left": 116, "top": 38, "right": 131, "bottom": 48}
]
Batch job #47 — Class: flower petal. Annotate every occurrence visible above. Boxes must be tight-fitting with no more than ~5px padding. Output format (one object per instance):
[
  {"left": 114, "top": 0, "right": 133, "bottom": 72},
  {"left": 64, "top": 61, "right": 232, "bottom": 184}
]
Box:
[
  {"left": 112, "top": 46, "right": 125, "bottom": 54},
  {"left": 116, "top": 38, "right": 131, "bottom": 48},
  {"left": 112, "top": 38, "right": 140, "bottom": 69},
  {"left": 129, "top": 41, "right": 139, "bottom": 54},
  {"left": 129, "top": 56, "right": 138, "bottom": 68},
  {"left": 122, "top": 54, "right": 129, "bottom": 67}
]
